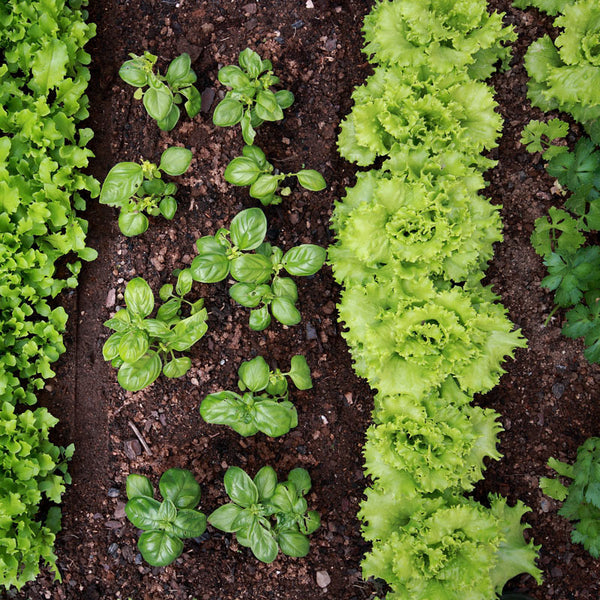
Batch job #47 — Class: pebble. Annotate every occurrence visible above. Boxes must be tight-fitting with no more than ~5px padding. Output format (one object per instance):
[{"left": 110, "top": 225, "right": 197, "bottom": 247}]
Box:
[
  {"left": 552, "top": 382, "right": 565, "bottom": 399},
  {"left": 291, "top": 19, "right": 304, "bottom": 29},
  {"left": 316, "top": 570, "right": 331, "bottom": 588},
  {"left": 106, "top": 288, "right": 116, "bottom": 308},
  {"left": 107, "top": 487, "right": 120, "bottom": 498},
  {"left": 306, "top": 0, "right": 314, "bottom": 7},
  {"left": 114, "top": 502, "right": 126, "bottom": 519},
  {"left": 124, "top": 439, "right": 142, "bottom": 460},
  {"left": 242, "top": 2, "right": 257, "bottom": 14},
  {"left": 306, "top": 322, "right": 317, "bottom": 340},
  {"left": 105, "top": 520, "right": 122, "bottom": 529},
  {"left": 540, "top": 498, "right": 551, "bottom": 513},
  {"left": 201, "top": 88, "right": 216, "bottom": 113},
  {"left": 107, "top": 543, "right": 119, "bottom": 557}
]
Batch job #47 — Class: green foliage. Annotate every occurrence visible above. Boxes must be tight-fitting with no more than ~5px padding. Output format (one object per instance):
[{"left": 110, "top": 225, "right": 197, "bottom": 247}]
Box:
[
  {"left": 99, "top": 147, "right": 193, "bottom": 236},
  {"left": 187, "top": 208, "right": 326, "bottom": 330},
  {"left": 224, "top": 145, "right": 326, "bottom": 206},
  {"left": 200, "top": 355, "right": 311, "bottom": 437},
  {"left": 213, "top": 48, "right": 294, "bottom": 144},
  {"left": 0, "top": 402, "right": 73, "bottom": 590},
  {"left": 125, "top": 469, "right": 206, "bottom": 566},
  {"left": 540, "top": 437, "right": 600, "bottom": 557},
  {"left": 119, "top": 52, "right": 202, "bottom": 131},
  {"left": 208, "top": 466, "right": 320, "bottom": 563},
  {"left": 103, "top": 276, "right": 208, "bottom": 391}
]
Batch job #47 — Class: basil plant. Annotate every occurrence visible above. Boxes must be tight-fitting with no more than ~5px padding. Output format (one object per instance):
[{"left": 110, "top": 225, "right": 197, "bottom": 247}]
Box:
[
  {"left": 200, "top": 354, "right": 312, "bottom": 437},
  {"left": 185, "top": 207, "right": 326, "bottom": 330},
  {"left": 99, "top": 146, "right": 193, "bottom": 236},
  {"left": 119, "top": 51, "right": 202, "bottom": 131},
  {"left": 208, "top": 466, "right": 320, "bottom": 563},
  {"left": 224, "top": 144, "right": 326, "bottom": 206},
  {"left": 103, "top": 275, "right": 207, "bottom": 391},
  {"left": 125, "top": 469, "right": 206, "bottom": 567},
  {"left": 213, "top": 48, "right": 294, "bottom": 144}
]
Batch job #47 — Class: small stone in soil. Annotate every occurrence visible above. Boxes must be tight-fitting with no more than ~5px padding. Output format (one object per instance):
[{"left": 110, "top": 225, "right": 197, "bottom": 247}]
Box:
[
  {"left": 316, "top": 570, "right": 331, "bottom": 588},
  {"left": 201, "top": 88, "right": 216, "bottom": 113},
  {"left": 108, "top": 543, "right": 119, "bottom": 557},
  {"left": 124, "top": 439, "right": 142, "bottom": 460},
  {"left": 306, "top": 322, "right": 317, "bottom": 340},
  {"left": 292, "top": 19, "right": 304, "bottom": 29},
  {"left": 552, "top": 382, "right": 565, "bottom": 399},
  {"left": 107, "top": 487, "right": 120, "bottom": 498}
]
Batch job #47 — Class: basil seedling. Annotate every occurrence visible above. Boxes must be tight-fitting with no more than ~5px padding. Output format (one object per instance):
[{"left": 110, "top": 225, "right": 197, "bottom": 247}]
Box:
[
  {"left": 119, "top": 51, "right": 202, "bottom": 131},
  {"left": 208, "top": 466, "right": 320, "bottom": 563},
  {"left": 213, "top": 48, "right": 294, "bottom": 144},
  {"left": 200, "top": 355, "right": 312, "bottom": 437},
  {"left": 183, "top": 208, "right": 326, "bottom": 330},
  {"left": 125, "top": 469, "right": 206, "bottom": 567},
  {"left": 103, "top": 275, "right": 207, "bottom": 391},
  {"left": 99, "top": 147, "right": 193, "bottom": 236},
  {"left": 224, "top": 145, "right": 326, "bottom": 206}
]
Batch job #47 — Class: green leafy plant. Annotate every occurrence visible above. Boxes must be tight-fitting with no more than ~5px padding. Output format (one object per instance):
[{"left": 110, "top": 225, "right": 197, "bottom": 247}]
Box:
[
  {"left": 212, "top": 48, "right": 294, "bottom": 144},
  {"left": 102, "top": 275, "right": 207, "bottom": 391},
  {"left": 119, "top": 52, "right": 202, "bottom": 131},
  {"left": 99, "top": 146, "right": 193, "bottom": 236},
  {"left": 540, "top": 437, "right": 600, "bottom": 558},
  {"left": 224, "top": 145, "right": 326, "bottom": 206},
  {"left": 200, "top": 355, "right": 312, "bottom": 437},
  {"left": 186, "top": 208, "right": 326, "bottom": 330},
  {"left": 208, "top": 466, "right": 320, "bottom": 563},
  {"left": 125, "top": 469, "right": 206, "bottom": 567}
]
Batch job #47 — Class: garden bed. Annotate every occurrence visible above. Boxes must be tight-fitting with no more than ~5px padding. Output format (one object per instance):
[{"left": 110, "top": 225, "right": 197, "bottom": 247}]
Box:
[{"left": 17, "top": 0, "right": 600, "bottom": 599}]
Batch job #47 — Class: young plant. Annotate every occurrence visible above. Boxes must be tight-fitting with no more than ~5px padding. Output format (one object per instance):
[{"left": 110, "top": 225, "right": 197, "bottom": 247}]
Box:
[
  {"left": 185, "top": 207, "right": 326, "bottom": 330},
  {"left": 99, "top": 147, "right": 193, "bottom": 236},
  {"left": 212, "top": 48, "right": 294, "bottom": 144},
  {"left": 119, "top": 51, "right": 202, "bottom": 131},
  {"left": 125, "top": 469, "right": 206, "bottom": 567},
  {"left": 224, "top": 145, "right": 326, "bottom": 206},
  {"left": 208, "top": 466, "right": 320, "bottom": 563},
  {"left": 540, "top": 437, "right": 600, "bottom": 558},
  {"left": 199, "top": 355, "right": 312, "bottom": 437},
  {"left": 102, "top": 275, "right": 207, "bottom": 391}
]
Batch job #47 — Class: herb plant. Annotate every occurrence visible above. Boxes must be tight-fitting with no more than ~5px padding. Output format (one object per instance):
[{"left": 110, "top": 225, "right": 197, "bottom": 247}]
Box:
[
  {"left": 125, "top": 469, "right": 206, "bottom": 567},
  {"left": 213, "top": 49, "right": 294, "bottom": 144},
  {"left": 102, "top": 276, "right": 207, "bottom": 391},
  {"left": 200, "top": 355, "right": 312, "bottom": 437},
  {"left": 99, "top": 147, "right": 193, "bottom": 236},
  {"left": 540, "top": 437, "right": 600, "bottom": 558},
  {"left": 208, "top": 466, "right": 320, "bottom": 563},
  {"left": 185, "top": 208, "right": 326, "bottom": 330},
  {"left": 119, "top": 52, "right": 202, "bottom": 131},
  {"left": 224, "top": 145, "right": 326, "bottom": 206}
]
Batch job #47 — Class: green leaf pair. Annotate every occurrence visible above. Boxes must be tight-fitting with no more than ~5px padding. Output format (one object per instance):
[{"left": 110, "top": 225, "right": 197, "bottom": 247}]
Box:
[
  {"left": 200, "top": 355, "right": 312, "bottom": 437},
  {"left": 102, "top": 277, "right": 207, "bottom": 391},
  {"left": 186, "top": 208, "right": 326, "bottom": 330},
  {"left": 99, "top": 147, "right": 193, "bottom": 236},
  {"left": 125, "top": 469, "right": 206, "bottom": 566},
  {"left": 213, "top": 48, "right": 294, "bottom": 144},
  {"left": 208, "top": 466, "right": 320, "bottom": 563},
  {"left": 119, "top": 52, "right": 202, "bottom": 131},
  {"left": 224, "top": 145, "right": 326, "bottom": 206}
]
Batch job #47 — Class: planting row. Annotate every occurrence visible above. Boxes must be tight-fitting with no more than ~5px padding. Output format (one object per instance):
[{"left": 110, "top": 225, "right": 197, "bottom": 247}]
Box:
[
  {"left": 329, "top": 0, "right": 543, "bottom": 597},
  {"left": 0, "top": 0, "right": 97, "bottom": 590}
]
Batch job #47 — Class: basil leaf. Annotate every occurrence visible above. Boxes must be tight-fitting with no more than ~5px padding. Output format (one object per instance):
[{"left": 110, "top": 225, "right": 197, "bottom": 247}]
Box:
[
  {"left": 124, "top": 278, "right": 154, "bottom": 317},
  {"left": 238, "top": 356, "right": 270, "bottom": 392},
  {"left": 254, "top": 400, "right": 296, "bottom": 437},
  {"left": 296, "top": 169, "right": 326, "bottom": 191},
  {"left": 163, "top": 356, "right": 192, "bottom": 378},
  {"left": 249, "top": 306, "right": 271, "bottom": 331},
  {"left": 143, "top": 84, "right": 173, "bottom": 121},
  {"left": 230, "top": 254, "right": 273, "bottom": 284},
  {"left": 208, "top": 503, "right": 244, "bottom": 533},
  {"left": 282, "top": 244, "right": 326, "bottom": 276},
  {"left": 166, "top": 53, "right": 192, "bottom": 87},
  {"left": 271, "top": 297, "right": 301, "bottom": 326},
  {"left": 181, "top": 85, "right": 202, "bottom": 118},
  {"left": 159, "top": 468, "right": 201, "bottom": 509},
  {"left": 157, "top": 499, "right": 178, "bottom": 523},
  {"left": 138, "top": 530, "right": 184, "bottom": 567},
  {"left": 196, "top": 235, "right": 227, "bottom": 255},
  {"left": 240, "top": 111, "right": 256, "bottom": 145},
  {"left": 102, "top": 332, "right": 123, "bottom": 361},
  {"left": 126, "top": 474, "right": 154, "bottom": 500},
  {"left": 229, "top": 282, "right": 269, "bottom": 308},
  {"left": 158, "top": 196, "right": 177, "bottom": 220},
  {"left": 119, "top": 60, "right": 148, "bottom": 87},
  {"left": 229, "top": 208, "right": 267, "bottom": 251},
  {"left": 249, "top": 521, "right": 279, "bottom": 563},
  {"left": 238, "top": 48, "right": 263, "bottom": 79},
  {"left": 255, "top": 90, "right": 284, "bottom": 122},
  {"left": 271, "top": 277, "right": 298, "bottom": 301},
  {"left": 218, "top": 65, "right": 251, "bottom": 89},
  {"left": 299, "top": 510, "right": 321, "bottom": 535},
  {"left": 156, "top": 298, "right": 182, "bottom": 323},
  {"left": 288, "top": 355, "right": 312, "bottom": 390},
  {"left": 249, "top": 174, "right": 279, "bottom": 199},
  {"left": 171, "top": 509, "right": 207, "bottom": 539},
  {"left": 117, "top": 352, "right": 162, "bottom": 391},
  {"left": 191, "top": 253, "right": 230, "bottom": 283},
  {"left": 100, "top": 162, "right": 143, "bottom": 207},
  {"left": 125, "top": 497, "right": 162, "bottom": 530},
  {"left": 118, "top": 211, "right": 149, "bottom": 237},
  {"left": 213, "top": 98, "right": 244, "bottom": 127},
  {"left": 287, "top": 468, "right": 312, "bottom": 496},
  {"left": 274, "top": 89, "right": 294, "bottom": 109},
  {"left": 242, "top": 145, "right": 267, "bottom": 168},
  {"left": 168, "top": 312, "right": 208, "bottom": 351},
  {"left": 159, "top": 147, "right": 193, "bottom": 176},
  {"left": 224, "top": 466, "right": 258, "bottom": 507},
  {"left": 277, "top": 530, "right": 309, "bottom": 558},
  {"left": 224, "top": 157, "right": 261, "bottom": 186},
  {"left": 176, "top": 269, "right": 193, "bottom": 296},
  {"left": 118, "top": 329, "right": 149, "bottom": 364},
  {"left": 157, "top": 103, "right": 180, "bottom": 131},
  {"left": 142, "top": 318, "right": 171, "bottom": 337},
  {"left": 253, "top": 466, "right": 277, "bottom": 502},
  {"left": 159, "top": 284, "right": 173, "bottom": 302},
  {"left": 200, "top": 391, "right": 244, "bottom": 426}
]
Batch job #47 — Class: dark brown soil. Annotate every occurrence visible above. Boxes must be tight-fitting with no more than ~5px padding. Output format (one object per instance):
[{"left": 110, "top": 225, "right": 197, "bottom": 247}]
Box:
[{"left": 13, "top": 1, "right": 600, "bottom": 599}]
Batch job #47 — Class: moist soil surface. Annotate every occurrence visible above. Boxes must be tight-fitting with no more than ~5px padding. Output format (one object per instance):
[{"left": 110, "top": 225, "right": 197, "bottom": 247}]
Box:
[{"left": 11, "top": 1, "right": 600, "bottom": 599}]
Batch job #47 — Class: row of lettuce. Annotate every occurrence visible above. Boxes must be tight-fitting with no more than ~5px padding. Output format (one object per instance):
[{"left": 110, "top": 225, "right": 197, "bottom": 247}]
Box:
[
  {"left": 0, "top": 0, "right": 97, "bottom": 590},
  {"left": 329, "top": 1, "right": 543, "bottom": 597}
]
